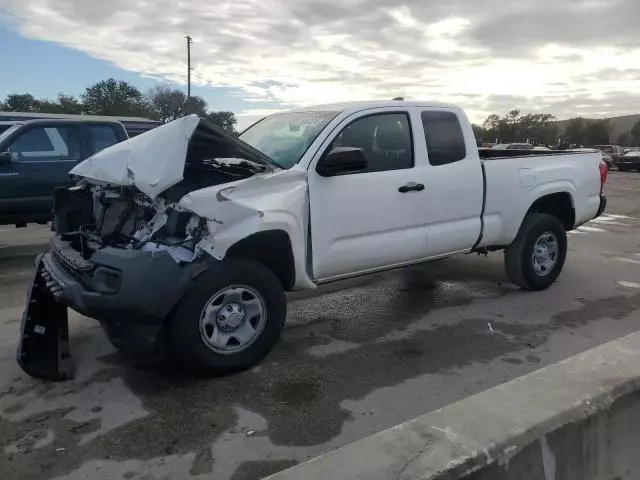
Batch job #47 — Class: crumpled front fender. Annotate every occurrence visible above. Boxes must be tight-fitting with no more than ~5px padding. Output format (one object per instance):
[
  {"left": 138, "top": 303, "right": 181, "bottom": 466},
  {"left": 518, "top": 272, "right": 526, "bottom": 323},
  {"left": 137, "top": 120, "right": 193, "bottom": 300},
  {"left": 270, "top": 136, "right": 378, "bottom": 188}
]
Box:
[{"left": 178, "top": 167, "right": 315, "bottom": 289}]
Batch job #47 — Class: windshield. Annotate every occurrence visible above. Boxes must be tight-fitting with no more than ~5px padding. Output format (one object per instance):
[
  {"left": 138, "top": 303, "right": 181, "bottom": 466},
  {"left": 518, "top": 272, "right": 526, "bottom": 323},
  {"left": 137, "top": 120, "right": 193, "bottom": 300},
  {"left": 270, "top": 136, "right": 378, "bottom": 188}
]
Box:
[{"left": 239, "top": 111, "right": 338, "bottom": 168}]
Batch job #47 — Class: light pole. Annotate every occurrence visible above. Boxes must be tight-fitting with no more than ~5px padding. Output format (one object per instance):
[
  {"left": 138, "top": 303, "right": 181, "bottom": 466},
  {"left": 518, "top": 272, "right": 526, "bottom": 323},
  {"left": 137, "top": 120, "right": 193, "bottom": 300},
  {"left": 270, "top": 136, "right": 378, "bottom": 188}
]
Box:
[{"left": 185, "top": 35, "right": 193, "bottom": 102}]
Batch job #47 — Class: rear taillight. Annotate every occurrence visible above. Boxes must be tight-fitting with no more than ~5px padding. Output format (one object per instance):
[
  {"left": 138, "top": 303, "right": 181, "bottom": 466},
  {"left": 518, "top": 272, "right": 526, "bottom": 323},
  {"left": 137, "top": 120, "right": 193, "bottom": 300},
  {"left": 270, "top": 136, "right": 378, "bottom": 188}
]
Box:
[{"left": 599, "top": 160, "right": 608, "bottom": 194}]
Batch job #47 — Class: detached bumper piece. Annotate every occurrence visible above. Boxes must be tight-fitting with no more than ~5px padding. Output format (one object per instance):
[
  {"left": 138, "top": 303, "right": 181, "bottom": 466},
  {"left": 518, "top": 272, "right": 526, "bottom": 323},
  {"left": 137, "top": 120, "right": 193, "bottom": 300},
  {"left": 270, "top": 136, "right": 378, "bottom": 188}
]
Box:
[{"left": 17, "top": 255, "right": 72, "bottom": 381}]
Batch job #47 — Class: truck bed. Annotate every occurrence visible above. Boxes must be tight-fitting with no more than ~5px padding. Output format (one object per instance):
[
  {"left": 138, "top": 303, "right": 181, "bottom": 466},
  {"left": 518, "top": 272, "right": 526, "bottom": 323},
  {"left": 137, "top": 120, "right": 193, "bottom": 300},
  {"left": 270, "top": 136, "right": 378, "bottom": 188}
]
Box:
[
  {"left": 477, "top": 150, "right": 603, "bottom": 249},
  {"left": 478, "top": 149, "right": 580, "bottom": 159}
]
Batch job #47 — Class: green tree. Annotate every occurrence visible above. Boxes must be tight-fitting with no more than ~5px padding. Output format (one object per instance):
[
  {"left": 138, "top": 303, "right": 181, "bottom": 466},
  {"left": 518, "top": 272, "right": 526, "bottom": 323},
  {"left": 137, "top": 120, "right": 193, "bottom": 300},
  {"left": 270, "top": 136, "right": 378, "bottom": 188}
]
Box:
[
  {"left": 565, "top": 117, "right": 587, "bottom": 146},
  {"left": 480, "top": 110, "right": 557, "bottom": 145},
  {"left": 81, "top": 78, "right": 149, "bottom": 116},
  {"left": 617, "top": 132, "right": 631, "bottom": 146},
  {"left": 565, "top": 118, "right": 611, "bottom": 146},
  {"left": 630, "top": 120, "right": 640, "bottom": 147},
  {"left": 205, "top": 111, "right": 238, "bottom": 134},
  {"left": 2, "top": 93, "right": 38, "bottom": 112},
  {"left": 472, "top": 124, "right": 489, "bottom": 145},
  {"left": 185, "top": 97, "right": 208, "bottom": 117},
  {"left": 147, "top": 85, "right": 186, "bottom": 122},
  {"left": 147, "top": 85, "right": 209, "bottom": 122},
  {"left": 34, "top": 94, "right": 83, "bottom": 114},
  {"left": 583, "top": 119, "right": 610, "bottom": 146},
  {"left": 57, "top": 93, "right": 83, "bottom": 114},
  {"left": 34, "top": 99, "right": 65, "bottom": 113}
]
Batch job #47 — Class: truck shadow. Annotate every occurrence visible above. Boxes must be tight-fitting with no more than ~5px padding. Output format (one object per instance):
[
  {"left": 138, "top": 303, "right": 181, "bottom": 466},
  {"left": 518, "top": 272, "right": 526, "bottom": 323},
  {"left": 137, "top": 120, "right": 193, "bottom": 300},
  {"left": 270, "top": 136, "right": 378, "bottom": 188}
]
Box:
[{"left": 0, "top": 254, "right": 538, "bottom": 480}]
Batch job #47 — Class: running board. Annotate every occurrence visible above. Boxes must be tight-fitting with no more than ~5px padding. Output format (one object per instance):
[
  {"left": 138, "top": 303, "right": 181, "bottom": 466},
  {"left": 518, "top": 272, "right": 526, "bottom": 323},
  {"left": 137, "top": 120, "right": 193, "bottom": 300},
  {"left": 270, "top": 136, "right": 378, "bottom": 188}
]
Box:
[{"left": 17, "top": 255, "right": 72, "bottom": 381}]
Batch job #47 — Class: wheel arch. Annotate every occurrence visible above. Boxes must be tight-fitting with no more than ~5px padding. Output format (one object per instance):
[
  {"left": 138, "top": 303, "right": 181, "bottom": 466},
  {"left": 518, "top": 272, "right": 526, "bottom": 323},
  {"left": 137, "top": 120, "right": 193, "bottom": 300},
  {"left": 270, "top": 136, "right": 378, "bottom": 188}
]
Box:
[
  {"left": 225, "top": 230, "right": 296, "bottom": 291},
  {"left": 522, "top": 192, "right": 575, "bottom": 232}
]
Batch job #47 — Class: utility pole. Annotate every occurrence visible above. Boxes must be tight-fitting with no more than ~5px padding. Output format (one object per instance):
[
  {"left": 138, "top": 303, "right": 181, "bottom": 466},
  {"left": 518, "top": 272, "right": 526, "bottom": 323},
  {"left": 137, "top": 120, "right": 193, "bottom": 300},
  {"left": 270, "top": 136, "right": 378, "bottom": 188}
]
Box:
[{"left": 185, "top": 35, "right": 193, "bottom": 102}]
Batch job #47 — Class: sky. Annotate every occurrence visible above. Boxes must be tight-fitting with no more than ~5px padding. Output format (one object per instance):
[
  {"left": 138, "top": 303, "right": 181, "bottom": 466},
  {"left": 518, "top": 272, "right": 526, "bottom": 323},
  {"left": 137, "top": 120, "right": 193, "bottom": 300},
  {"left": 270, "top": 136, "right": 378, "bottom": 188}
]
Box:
[{"left": 1, "top": 0, "right": 639, "bottom": 130}]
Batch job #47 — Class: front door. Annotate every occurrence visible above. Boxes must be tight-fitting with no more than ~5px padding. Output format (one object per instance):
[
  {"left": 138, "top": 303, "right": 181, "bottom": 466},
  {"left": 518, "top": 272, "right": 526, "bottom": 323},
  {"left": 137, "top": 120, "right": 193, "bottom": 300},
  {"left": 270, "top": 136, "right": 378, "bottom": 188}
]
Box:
[
  {"left": 307, "top": 110, "right": 429, "bottom": 281},
  {"left": 0, "top": 124, "right": 82, "bottom": 219}
]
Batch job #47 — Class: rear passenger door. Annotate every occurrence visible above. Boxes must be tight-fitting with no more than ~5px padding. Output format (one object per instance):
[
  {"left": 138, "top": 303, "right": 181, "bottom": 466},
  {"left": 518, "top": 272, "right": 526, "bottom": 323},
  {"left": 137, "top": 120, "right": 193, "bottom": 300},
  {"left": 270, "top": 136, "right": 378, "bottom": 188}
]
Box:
[
  {"left": 308, "top": 109, "right": 429, "bottom": 281},
  {"left": 419, "top": 110, "right": 485, "bottom": 256}
]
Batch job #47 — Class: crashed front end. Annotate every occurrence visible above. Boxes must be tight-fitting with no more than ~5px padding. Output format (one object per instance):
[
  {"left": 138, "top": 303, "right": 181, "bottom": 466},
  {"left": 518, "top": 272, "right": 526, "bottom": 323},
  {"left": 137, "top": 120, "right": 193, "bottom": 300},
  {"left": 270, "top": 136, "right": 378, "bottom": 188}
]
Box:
[
  {"left": 40, "top": 184, "right": 216, "bottom": 352},
  {"left": 18, "top": 115, "right": 296, "bottom": 380}
]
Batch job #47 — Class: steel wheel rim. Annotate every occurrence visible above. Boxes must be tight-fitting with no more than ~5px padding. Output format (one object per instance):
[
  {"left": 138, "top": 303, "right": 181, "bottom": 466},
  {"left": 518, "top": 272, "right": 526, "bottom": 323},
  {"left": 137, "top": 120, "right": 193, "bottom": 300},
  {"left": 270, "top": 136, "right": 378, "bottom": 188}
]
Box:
[
  {"left": 199, "top": 285, "right": 267, "bottom": 355},
  {"left": 532, "top": 231, "right": 558, "bottom": 276}
]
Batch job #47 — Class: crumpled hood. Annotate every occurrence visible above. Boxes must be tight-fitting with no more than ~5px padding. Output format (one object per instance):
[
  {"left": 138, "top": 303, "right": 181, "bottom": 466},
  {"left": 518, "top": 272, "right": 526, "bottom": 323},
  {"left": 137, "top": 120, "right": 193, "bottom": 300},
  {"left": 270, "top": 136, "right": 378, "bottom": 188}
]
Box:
[{"left": 70, "top": 115, "right": 273, "bottom": 199}]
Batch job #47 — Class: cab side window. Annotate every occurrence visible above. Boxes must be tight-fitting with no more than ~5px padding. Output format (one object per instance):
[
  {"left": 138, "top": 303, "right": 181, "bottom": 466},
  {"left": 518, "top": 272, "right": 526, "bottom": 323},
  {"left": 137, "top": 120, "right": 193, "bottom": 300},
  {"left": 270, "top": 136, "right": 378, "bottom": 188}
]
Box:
[
  {"left": 331, "top": 113, "right": 413, "bottom": 173},
  {"left": 421, "top": 111, "right": 466, "bottom": 166},
  {"left": 8, "top": 126, "right": 81, "bottom": 161}
]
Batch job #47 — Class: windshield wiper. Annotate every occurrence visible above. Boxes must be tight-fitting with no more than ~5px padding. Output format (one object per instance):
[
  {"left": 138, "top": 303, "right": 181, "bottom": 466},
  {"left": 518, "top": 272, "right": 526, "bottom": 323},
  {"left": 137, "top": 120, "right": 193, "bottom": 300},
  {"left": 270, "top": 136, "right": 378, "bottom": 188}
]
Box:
[{"left": 204, "top": 158, "right": 267, "bottom": 175}]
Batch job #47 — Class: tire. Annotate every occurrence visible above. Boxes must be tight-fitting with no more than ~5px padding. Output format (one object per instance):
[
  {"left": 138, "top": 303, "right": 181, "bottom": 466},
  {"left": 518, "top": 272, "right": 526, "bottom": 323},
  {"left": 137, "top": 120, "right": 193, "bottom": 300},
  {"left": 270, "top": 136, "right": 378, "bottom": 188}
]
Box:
[
  {"left": 167, "top": 259, "right": 286, "bottom": 374},
  {"left": 504, "top": 213, "right": 567, "bottom": 291},
  {"left": 618, "top": 165, "right": 630, "bottom": 172}
]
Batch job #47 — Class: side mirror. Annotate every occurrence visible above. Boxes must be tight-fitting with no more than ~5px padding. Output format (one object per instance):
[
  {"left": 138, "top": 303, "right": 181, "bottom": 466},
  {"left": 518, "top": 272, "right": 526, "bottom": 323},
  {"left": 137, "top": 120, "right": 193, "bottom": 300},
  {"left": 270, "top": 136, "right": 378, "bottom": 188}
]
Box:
[
  {"left": 0, "top": 151, "right": 11, "bottom": 165},
  {"left": 316, "top": 147, "right": 368, "bottom": 177}
]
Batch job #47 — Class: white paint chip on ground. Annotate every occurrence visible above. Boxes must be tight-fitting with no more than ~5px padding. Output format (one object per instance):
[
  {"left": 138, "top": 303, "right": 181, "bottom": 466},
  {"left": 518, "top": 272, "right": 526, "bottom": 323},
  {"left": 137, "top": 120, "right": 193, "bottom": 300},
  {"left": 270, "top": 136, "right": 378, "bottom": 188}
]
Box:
[
  {"left": 576, "top": 225, "right": 606, "bottom": 233},
  {"left": 588, "top": 217, "right": 629, "bottom": 226},
  {"left": 614, "top": 257, "right": 640, "bottom": 265},
  {"left": 616, "top": 281, "right": 640, "bottom": 289},
  {"left": 604, "top": 214, "right": 638, "bottom": 220}
]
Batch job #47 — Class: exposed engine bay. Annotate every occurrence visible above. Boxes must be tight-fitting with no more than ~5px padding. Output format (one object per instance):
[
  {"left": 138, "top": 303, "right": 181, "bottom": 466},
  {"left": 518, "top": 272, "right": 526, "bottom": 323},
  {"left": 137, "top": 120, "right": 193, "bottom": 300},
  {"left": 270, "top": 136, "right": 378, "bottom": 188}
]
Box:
[
  {"left": 53, "top": 160, "right": 260, "bottom": 265},
  {"left": 51, "top": 114, "right": 280, "bottom": 265}
]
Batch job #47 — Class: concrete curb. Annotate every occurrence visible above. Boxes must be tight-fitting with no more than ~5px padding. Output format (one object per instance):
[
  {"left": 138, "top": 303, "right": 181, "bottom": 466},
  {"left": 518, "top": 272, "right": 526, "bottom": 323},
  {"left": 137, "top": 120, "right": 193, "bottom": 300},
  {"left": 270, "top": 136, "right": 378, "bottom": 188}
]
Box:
[{"left": 264, "top": 331, "right": 640, "bottom": 480}]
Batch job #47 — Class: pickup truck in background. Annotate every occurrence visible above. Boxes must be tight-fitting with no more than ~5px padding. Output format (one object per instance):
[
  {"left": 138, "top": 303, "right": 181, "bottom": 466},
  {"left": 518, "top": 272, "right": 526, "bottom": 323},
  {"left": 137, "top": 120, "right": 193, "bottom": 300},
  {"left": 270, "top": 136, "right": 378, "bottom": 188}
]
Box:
[
  {"left": 594, "top": 145, "right": 624, "bottom": 168},
  {"left": 18, "top": 101, "right": 608, "bottom": 380},
  {"left": 0, "top": 118, "right": 128, "bottom": 227}
]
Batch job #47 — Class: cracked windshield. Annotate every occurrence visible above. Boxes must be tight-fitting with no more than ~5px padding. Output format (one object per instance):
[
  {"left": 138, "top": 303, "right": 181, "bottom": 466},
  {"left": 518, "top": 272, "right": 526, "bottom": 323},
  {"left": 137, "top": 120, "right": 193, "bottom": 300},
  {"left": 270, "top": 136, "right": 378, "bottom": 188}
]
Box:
[{"left": 0, "top": 1, "right": 639, "bottom": 479}]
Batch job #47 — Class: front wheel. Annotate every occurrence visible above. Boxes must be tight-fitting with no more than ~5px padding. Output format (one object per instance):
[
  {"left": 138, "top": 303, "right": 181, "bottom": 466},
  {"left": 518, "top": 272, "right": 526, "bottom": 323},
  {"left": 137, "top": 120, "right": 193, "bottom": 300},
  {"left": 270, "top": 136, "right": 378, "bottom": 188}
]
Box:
[
  {"left": 167, "top": 259, "right": 286, "bottom": 374},
  {"left": 504, "top": 213, "right": 567, "bottom": 290}
]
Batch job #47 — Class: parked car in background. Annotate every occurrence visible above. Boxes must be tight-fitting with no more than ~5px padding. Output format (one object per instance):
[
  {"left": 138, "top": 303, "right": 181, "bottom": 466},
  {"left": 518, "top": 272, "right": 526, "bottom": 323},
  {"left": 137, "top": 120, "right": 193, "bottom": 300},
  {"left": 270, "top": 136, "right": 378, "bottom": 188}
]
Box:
[
  {"left": 0, "top": 118, "right": 129, "bottom": 227},
  {"left": 573, "top": 148, "right": 613, "bottom": 168},
  {"left": 492, "top": 143, "right": 534, "bottom": 150},
  {"left": 0, "top": 112, "right": 159, "bottom": 137},
  {"left": 617, "top": 150, "right": 640, "bottom": 172},
  {"left": 594, "top": 145, "right": 624, "bottom": 167}
]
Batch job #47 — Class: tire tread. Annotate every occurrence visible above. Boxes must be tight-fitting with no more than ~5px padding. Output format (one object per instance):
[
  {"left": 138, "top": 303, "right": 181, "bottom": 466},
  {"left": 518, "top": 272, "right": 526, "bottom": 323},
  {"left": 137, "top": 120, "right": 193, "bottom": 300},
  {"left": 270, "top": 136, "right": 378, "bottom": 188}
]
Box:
[{"left": 504, "top": 213, "right": 567, "bottom": 290}]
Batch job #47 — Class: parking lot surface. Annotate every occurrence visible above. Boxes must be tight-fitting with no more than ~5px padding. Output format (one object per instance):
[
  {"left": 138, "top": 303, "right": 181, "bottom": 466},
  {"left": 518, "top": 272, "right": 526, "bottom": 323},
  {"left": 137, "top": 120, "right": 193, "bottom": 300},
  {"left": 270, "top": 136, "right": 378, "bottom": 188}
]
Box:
[{"left": 1, "top": 172, "right": 640, "bottom": 480}]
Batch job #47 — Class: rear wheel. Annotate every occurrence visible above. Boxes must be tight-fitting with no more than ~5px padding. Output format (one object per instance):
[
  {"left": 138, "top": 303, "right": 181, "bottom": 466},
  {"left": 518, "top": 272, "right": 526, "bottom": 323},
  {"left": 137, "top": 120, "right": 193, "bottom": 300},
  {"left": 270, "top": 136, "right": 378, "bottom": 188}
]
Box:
[
  {"left": 167, "top": 259, "right": 286, "bottom": 373},
  {"left": 504, "top": 213, "right": 567, "bottom": 290}
]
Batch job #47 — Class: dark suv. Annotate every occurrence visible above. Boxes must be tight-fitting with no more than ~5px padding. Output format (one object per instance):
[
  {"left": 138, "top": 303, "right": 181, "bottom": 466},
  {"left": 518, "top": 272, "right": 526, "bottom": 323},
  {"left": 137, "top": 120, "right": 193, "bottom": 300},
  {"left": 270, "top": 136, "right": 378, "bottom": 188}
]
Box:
[{"left": 0, "top": 119, "right": 128, "bottom": 227}]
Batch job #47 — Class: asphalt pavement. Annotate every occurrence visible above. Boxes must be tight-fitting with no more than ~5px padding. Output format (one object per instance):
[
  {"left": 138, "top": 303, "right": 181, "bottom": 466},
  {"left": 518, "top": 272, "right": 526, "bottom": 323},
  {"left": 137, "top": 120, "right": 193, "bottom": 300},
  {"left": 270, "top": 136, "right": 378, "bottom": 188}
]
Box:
[{"left": 1, "top": 172, "right": 640, "bottom": 480}]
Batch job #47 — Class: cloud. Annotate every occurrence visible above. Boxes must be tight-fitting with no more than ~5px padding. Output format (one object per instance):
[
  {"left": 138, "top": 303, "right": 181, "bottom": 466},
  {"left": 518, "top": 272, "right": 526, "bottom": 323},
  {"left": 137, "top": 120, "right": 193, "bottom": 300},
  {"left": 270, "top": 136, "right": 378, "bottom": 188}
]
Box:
[{"left": 2, "top": 0, "right": 640, "bottom": 122}]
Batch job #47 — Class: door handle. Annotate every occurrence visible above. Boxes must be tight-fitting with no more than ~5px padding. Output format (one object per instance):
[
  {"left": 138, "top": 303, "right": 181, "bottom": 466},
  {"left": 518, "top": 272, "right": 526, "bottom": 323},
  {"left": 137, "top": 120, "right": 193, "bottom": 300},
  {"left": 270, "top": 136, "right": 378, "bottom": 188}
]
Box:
[{"left": 398, "top": 182, "right": 425, "bottom": 193}]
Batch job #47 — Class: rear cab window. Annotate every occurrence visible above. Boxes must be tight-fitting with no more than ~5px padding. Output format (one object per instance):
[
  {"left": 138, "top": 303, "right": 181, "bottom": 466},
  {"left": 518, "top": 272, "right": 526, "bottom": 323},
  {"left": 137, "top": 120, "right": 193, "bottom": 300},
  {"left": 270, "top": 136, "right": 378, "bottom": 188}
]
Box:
[
  {"left": 421, "top": 111, "right": 466, "bottom": 165},
  {"left": 88, "top": 124, "right": 120, "bottom": 154}
]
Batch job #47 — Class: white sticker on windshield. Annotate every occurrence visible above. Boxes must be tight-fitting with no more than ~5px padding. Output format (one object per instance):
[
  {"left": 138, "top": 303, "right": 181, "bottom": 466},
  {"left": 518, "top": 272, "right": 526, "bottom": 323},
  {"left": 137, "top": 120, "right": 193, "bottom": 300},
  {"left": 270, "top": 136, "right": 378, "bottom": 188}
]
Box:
[{"left": 292, "top": 117, "right": 324, "bottom": 127}]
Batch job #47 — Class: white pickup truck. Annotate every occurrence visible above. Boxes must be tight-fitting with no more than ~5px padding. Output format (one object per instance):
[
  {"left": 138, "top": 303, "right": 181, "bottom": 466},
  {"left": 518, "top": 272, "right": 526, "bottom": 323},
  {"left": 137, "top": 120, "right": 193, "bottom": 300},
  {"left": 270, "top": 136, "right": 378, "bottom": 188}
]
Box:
[{"left": 18, "top": 101, "right": 607, "bottom": 379}]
